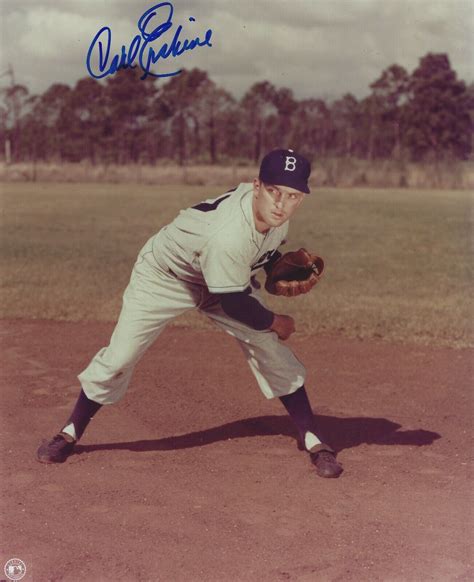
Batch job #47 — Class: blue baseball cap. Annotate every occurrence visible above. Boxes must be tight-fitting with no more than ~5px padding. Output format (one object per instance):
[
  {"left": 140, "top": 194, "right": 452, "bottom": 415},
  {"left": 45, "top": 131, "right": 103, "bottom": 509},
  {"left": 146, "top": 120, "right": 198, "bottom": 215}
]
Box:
[{"left": 259, "top": 148, "right": 311, "bottom": 194}]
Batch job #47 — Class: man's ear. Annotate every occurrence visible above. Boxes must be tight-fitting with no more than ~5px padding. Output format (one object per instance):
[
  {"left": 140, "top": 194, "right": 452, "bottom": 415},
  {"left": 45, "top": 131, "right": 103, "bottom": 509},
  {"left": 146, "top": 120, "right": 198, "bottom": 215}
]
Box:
[{"left": 253, "top": 178, "right": 261, "bottom": 196}]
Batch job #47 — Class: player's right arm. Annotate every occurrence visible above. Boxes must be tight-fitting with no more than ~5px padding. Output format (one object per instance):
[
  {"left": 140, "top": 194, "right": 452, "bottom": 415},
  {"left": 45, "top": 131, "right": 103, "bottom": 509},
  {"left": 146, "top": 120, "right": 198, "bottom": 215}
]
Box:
[
  {"left": 200, "top": 228, "right": 295, "bottom": 340},
  {"left": 219, "top": 289, "right": 273, "bottom": 329},
  {"left": 268, "top": 313, "right": 295, "bottom": 340},
  {"left": 219, "top": 291, "right": 295, "bottom": 340}
]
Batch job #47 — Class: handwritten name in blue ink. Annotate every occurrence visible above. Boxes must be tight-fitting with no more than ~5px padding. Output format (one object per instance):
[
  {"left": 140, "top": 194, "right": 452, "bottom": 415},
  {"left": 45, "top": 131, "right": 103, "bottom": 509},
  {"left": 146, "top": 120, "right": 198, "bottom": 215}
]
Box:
[{"left": 86, "top": 2, "right": 213, "bottom": 80}]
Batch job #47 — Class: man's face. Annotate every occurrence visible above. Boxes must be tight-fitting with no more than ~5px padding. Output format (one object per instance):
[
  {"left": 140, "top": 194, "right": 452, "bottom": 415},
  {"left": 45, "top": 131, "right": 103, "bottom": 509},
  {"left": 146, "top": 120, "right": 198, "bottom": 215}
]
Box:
[{"left": 252, "top": 179, "right": 305, "bottom": 232}]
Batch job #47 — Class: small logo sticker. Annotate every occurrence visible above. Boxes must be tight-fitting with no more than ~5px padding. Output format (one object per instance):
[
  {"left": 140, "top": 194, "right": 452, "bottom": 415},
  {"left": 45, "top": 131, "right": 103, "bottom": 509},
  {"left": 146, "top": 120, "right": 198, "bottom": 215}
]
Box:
[{"left": 4, "top": 559, "right": 26, "bottom": 581}]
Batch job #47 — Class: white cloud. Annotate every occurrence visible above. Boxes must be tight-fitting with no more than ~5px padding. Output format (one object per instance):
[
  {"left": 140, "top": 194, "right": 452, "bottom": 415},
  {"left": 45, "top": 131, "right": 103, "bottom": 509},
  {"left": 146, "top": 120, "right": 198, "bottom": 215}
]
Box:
[{"left": 0, "top": 0, "right": 472, "bottom": 100}]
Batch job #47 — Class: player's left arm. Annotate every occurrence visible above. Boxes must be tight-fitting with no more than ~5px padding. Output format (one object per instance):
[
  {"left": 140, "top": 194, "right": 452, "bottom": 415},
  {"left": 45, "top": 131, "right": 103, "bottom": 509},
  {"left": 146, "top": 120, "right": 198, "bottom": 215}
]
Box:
[
  {"left": 262, "top": 231, "right": 288, "bottom": 275},
  {"left": 263, "top": 250, "right": 283, "bottom": 275}
]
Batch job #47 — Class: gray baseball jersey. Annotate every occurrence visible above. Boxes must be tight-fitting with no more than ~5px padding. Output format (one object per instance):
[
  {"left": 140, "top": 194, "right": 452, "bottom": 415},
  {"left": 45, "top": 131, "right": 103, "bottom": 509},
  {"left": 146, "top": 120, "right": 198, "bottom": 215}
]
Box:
[
  {"left": 153, "top": 182, "right": 288, "bottom": 292},
  {"left": 77, "top": 182, "right": 307, "bottom": 407}
]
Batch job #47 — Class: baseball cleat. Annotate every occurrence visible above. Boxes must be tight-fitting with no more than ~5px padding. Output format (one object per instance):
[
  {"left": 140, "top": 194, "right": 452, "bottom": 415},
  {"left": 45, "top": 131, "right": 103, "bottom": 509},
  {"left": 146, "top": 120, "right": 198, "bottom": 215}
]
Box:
[
  {"left": 310, "top": 450, "right": 343, "bottom": 478},
  {"left": 36, "top": 433, "right": 76, "bottom": 464}
]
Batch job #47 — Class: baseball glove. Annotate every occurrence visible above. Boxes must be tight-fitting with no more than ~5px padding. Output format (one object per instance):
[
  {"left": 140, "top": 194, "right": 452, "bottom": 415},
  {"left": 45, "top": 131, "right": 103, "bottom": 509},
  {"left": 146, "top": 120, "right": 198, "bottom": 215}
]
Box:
[{"left": 264, "top": 248, "right": 324, "bottom": 297}]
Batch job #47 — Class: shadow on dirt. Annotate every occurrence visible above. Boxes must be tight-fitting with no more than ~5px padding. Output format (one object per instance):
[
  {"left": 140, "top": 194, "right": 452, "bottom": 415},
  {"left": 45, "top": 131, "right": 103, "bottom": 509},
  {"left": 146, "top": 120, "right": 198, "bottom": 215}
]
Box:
[{"left": 76, "top": 414, "right": 441, "bottom": 455}]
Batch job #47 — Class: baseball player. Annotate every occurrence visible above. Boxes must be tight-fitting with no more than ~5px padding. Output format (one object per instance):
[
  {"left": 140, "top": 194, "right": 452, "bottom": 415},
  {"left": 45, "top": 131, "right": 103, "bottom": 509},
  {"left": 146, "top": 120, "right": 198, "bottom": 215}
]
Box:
[{"left": 37, "top": 149, "right": 343, "bottom": 478}]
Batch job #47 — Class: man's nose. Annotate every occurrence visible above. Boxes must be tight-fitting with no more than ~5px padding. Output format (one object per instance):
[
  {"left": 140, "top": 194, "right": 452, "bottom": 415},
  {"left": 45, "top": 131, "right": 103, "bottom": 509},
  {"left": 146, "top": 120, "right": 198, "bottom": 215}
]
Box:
[{"left": 274, "top": 193, "right": 285, "bottom": 207}]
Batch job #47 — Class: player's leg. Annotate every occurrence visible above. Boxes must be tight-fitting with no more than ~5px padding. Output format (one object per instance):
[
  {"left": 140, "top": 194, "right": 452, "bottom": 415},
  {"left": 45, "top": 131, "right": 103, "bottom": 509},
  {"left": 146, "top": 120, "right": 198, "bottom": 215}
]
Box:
[
  {"left": 37, "top": 242, "right": 199, "bottom": 463},
  {"left": 199, "top": 291, "right": 343, "bottom": 478},
  {"left": 278, "top": 386, "right": 343, "bottom": 477},
  {"left": 36, "top": 390, "right": 102, "bottom": 463}
]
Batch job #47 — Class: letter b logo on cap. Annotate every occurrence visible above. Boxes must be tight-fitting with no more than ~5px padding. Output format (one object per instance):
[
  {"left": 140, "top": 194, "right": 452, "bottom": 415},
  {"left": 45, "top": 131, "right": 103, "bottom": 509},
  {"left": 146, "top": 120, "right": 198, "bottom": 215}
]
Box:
[
  {"left": 284, "top": 156, "right": 297, "bottom": 171},
  {"left": 258, "top": 148, "right": 311, "bottom": 193}
]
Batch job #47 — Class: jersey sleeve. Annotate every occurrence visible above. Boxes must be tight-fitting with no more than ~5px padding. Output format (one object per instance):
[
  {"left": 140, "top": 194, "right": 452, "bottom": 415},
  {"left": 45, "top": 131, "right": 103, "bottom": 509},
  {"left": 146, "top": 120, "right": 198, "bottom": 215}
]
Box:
[
  {"left": 199, "top": 230, "right": 251, "bottom": 293},
  {"left": 220, "top": 290, "right": 274, "bottom": 330}
]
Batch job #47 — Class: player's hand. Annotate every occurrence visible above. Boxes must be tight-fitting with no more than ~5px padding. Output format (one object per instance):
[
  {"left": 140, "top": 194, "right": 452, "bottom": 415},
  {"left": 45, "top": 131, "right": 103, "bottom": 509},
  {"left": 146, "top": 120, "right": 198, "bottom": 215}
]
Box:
[{"left": 270, "top": 314, "right": 296, "bottom": 340}]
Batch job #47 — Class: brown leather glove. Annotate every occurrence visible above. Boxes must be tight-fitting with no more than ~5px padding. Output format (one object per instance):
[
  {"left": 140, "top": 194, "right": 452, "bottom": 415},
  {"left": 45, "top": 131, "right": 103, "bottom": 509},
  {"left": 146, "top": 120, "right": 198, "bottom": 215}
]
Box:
[{"left": 264, "top": 248, "right": 324, "bottom": 297}]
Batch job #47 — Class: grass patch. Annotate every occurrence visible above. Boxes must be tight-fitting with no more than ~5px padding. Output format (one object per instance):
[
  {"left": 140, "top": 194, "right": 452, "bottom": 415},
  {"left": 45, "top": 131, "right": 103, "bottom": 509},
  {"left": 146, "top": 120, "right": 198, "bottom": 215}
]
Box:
[
  {"left": 2, "top": 160, "right": 473, "bottom": 190},
  {"left": 1, "top": 182, "right": 472, "bottom": 347}
]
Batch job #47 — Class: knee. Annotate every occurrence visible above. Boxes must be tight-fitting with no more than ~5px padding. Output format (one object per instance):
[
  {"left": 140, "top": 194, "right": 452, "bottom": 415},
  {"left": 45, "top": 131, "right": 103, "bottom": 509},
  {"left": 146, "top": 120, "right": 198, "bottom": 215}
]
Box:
[{"left": 101, "top": 345, "right": 141, "bottom": 373}]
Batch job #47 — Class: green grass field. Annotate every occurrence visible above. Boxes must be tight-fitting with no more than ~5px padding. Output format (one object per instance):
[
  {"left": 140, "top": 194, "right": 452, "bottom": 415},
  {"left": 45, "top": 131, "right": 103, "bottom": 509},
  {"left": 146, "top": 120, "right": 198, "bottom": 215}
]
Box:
[{"left": 1, "top": 182, "right": 472, "bottom": 347}]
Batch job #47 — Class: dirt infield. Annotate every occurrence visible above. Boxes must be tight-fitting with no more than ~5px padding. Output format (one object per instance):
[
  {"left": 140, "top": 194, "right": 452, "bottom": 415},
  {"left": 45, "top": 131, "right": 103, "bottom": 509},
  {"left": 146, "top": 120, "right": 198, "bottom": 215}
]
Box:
[{"left": 1, "top": 319, "right": 472, "bottom": 582}]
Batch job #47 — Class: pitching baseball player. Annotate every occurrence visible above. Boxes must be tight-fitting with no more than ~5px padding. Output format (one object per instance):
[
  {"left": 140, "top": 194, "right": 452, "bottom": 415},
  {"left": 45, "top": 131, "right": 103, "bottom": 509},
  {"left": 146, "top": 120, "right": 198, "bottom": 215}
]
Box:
[{"left": 37, "top": 149, "right": 343, "bottom": 478}]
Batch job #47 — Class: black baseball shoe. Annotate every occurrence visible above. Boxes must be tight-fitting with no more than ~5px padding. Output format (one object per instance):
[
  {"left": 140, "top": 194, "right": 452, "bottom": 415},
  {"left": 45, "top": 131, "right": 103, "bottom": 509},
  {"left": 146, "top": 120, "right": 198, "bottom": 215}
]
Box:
[
  {"left": 297, "top": 439, "right": 344, "bottom": 478},
  {"left": 36, "top": 433, "right": 76, "bottom": 464},
  {"left": 310, "top": 450, "right": 343, "bottom": 479}
]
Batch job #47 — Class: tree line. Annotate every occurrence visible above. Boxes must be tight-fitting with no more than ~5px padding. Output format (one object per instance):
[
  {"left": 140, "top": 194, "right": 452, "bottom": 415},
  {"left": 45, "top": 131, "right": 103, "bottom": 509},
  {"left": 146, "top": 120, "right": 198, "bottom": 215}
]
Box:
[{"left": 1, "top": 52, "right": 472, "bottom": 166}]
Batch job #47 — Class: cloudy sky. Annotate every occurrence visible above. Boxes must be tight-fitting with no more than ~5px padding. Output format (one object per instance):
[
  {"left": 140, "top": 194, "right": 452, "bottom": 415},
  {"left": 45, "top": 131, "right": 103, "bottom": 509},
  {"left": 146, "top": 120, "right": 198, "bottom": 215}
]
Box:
[{"left": 0, "top": 0, "right": 472, "bottom": 101}]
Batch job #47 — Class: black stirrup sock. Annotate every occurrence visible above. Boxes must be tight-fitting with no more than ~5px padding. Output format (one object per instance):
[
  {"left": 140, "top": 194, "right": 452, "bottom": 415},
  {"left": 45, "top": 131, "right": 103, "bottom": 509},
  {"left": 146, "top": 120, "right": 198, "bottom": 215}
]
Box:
[
  {"left": 60, "top": 389, "right": 103, "bottom": 441},
  {"left": 279, "top": 385, "right": 332, "bottom": 452},
  {"left": 279, "top": 385, "right": 316, "bottom": 442}
]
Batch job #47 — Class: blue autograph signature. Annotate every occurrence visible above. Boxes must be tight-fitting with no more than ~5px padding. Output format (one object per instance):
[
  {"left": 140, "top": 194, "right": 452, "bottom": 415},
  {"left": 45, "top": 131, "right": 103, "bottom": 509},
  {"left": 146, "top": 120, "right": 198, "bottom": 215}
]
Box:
[{"left": 86, "top": 2, "right": 213, "bottom": 80}]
